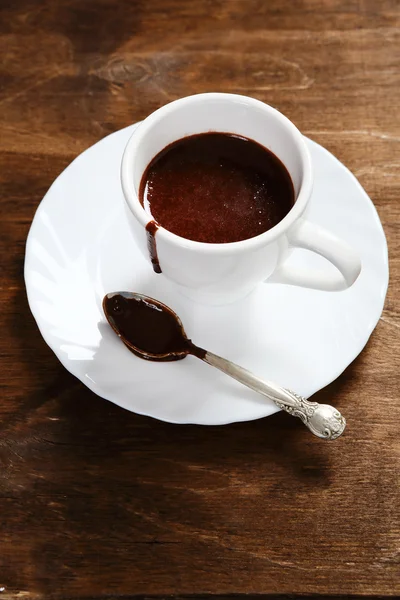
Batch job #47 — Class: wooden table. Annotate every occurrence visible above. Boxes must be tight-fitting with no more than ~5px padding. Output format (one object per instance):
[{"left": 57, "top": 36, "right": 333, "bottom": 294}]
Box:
[{"left": 1, "top": 1, "right": 399, "bottom": 598}]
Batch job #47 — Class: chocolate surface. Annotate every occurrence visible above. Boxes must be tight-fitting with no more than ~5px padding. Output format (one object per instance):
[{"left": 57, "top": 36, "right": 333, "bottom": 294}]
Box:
[{"left": 140, "top": 132, "right": 294, "bottom": 244}]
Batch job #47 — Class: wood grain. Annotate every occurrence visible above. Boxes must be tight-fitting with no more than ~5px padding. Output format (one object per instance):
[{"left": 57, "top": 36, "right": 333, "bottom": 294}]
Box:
[{"left": 0, "top": 1, "right": 399, "bottom": 598}]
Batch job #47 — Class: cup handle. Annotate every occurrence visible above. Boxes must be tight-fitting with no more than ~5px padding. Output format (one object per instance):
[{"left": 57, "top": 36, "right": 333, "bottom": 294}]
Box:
[{"left": 269, "top": 219, "right": 361, "bottom": 291}]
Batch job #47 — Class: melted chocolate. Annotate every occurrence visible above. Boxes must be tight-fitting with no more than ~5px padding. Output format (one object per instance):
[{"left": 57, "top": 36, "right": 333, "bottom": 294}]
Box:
[
  {"left": 103, "top": 293, "right": 206, "bottom": 362},
  {"left": 145, "top": 220, "right": 161, "bottom": 273},
  {"left": 139, "top": 132, "right": 294, "bottom": 245}
]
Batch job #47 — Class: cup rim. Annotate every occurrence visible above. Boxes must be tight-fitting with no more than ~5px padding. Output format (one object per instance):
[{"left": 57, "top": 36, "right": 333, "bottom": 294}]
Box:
[{"left": 121, "top": 92, "right": 313, "bottom": 254}]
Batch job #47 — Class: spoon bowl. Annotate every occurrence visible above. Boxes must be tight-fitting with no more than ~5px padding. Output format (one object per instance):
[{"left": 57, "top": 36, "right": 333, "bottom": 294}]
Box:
[{"left": 103, "top": 292, "right": 191, "bottom": 361}]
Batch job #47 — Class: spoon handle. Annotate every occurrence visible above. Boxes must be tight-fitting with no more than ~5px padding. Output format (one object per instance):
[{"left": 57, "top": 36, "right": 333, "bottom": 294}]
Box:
[{"left": 202, "top": 351, "right": 346, "bottom": 440}]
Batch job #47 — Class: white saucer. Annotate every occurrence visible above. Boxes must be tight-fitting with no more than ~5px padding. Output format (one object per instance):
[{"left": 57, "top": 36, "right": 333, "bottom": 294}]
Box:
[{"left": 25, "top": 125, "right": 388, "bottom": 425}]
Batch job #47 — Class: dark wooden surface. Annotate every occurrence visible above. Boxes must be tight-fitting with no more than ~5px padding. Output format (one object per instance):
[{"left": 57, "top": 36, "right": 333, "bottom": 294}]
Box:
[{"left": 1, "top": 1, "right": 399, "bottom": 598}]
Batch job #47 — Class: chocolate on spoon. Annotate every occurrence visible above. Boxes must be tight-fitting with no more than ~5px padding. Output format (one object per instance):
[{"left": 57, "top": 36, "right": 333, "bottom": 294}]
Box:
[
  {"left": 103, "top": 292, "right": 346, "bottom": 440},
  {"left": 103, "top": 292, "right": 206, "bottom": 361}
]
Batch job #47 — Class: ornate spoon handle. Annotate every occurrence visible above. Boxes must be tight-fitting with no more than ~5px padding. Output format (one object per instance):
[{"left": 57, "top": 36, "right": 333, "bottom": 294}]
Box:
[{"left": 202, "top": 351, "right": 346, "bottom": 440}]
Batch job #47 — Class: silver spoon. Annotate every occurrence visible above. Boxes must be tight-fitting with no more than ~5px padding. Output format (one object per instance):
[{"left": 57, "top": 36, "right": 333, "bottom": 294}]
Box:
[{"left": 103, "top": 292, "right": 346, "bottom": 440}]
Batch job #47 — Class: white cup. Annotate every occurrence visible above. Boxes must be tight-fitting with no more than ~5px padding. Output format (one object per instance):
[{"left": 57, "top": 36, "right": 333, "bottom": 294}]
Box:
[{"left": 121, "top": 93, "right": 361, "bottom": 305}]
